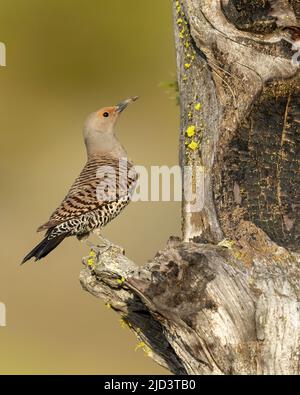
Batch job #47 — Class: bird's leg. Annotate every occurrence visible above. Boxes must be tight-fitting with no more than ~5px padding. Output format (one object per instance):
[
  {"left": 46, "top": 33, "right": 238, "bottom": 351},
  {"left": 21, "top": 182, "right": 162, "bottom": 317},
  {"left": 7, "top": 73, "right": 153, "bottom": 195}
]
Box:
[
  {"left": 80, "top": 230, "right": 123, "bottom": 268},
  {"left": 79, "top": 231, "right": 111, "bottom": 268},
  {"left": 92, "top": 229, "right": 112, "bottom": 256},
  {"left": 79, "top": 230, "right": 110, "bottom": 251},
  {"left": 94, "top": 229, "right": 126, "bottom": 257}
]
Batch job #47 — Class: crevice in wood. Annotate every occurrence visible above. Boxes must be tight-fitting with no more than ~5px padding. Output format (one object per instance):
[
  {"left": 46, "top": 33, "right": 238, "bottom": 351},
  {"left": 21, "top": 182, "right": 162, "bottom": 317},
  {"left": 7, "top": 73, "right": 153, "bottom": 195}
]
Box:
[{"left": 214, "top": 78, "right": 300, "bottom": 251}]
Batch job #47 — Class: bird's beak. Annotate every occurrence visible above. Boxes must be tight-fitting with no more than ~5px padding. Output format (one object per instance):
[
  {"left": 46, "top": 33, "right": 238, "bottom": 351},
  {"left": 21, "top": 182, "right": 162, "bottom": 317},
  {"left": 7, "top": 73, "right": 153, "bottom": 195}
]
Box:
[{"left": 116, "top": 96, "right": 139, "bottom": 113}]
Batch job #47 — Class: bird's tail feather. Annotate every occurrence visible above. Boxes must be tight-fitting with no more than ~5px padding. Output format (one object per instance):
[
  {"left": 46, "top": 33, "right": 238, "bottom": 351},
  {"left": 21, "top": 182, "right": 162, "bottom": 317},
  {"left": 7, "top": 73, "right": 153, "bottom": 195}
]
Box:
[{"left": 21, "top": 233, "right": 68, "bottom": 264}]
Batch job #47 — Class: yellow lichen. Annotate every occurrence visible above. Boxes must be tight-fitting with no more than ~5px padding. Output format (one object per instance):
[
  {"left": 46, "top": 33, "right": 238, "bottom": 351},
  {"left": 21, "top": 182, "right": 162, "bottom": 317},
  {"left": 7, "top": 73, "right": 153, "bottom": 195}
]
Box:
[
  {"left": 184, "top": 63, "right": 191, "bottom": 69},
  {"left": 134, "top": 341, "right": 152, "bottom": 357},
  {"left": 120, "top": 317, "right": 132, "bottom": 330},
  {"left": 195, "top": 103, "right": 202, "bottom": 111},
  {"left": 218, "top": 239, "right": 235, "bottom": 249},
  {"left": 135, "top": 341, "right": 146, "bottom": 351},
  {"left": 120, "top": 318, "right": 126, "bottom": 329},
  {"left": 87, "top": 258, "right": 94, "bottom": 266},
  {"left": 188, "top": 141, "right": 198, "bottom": 150},
  {"left": 117, "top": 276, "right": 126, "bottom": 285},
  {"left": 186, "top": 125, "right": 196, "bottom": 137}
]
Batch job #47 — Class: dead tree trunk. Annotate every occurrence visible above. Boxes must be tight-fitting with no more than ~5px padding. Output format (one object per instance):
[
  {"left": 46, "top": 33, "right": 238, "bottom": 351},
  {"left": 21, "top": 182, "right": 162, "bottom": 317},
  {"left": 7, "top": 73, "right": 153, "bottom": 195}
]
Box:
[{"left": 80, "top": 0, "right": 300, "bottom": 375}]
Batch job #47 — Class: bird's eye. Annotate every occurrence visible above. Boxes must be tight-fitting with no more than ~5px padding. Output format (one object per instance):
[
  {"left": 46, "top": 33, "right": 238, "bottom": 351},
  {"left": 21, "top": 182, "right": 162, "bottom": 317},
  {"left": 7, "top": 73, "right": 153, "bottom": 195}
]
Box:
[{"left": 103, "top": 112, "right": 109, "bottom": 118}]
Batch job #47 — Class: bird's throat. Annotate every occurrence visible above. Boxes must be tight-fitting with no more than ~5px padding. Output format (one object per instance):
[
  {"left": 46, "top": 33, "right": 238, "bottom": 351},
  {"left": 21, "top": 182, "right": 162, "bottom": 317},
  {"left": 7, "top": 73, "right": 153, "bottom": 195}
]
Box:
[{"left": 85, "top": 134, "right": 127, "bottom": 159}]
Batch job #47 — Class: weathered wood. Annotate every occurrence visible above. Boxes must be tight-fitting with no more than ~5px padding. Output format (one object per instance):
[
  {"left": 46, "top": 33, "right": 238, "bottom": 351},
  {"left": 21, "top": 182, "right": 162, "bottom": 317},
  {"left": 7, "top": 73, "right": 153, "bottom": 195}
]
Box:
[
  {"left": 175, "top": 0, "right": 300, "bottom": 248},
  {"left": 80, "top": 1, "right": 300, "bottom": 375},
  {"left": 80, "top": 230, "right": 300, "bottom": 374}
]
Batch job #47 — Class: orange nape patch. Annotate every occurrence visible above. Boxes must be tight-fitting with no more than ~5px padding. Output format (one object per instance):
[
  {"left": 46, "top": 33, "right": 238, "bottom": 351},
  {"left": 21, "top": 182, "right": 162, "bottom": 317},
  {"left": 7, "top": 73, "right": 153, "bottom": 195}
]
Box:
[{"left": 97, "top": 107, "right": 116, "bottom": 118}]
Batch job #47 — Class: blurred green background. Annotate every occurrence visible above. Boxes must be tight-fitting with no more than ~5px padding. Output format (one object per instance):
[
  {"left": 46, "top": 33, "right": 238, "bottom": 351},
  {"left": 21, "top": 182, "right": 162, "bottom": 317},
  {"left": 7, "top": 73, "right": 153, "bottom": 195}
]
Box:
[{"left": 0, "top": 0, "right": 180, "bottom": 374}]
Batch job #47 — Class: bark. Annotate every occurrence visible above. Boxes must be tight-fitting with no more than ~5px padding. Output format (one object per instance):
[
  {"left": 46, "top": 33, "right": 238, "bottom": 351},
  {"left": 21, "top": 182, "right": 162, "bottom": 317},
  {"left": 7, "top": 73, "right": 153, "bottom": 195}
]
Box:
[{"left": 80, "top": 0, "right": 300, "bottom": 375}]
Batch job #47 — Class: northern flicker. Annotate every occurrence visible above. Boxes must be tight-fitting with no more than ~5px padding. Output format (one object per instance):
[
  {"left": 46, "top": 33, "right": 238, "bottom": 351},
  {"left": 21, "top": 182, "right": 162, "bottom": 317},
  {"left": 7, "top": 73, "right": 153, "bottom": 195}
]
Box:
[{"left": 22, "top": 97, "right": 138, "bottom": 263}]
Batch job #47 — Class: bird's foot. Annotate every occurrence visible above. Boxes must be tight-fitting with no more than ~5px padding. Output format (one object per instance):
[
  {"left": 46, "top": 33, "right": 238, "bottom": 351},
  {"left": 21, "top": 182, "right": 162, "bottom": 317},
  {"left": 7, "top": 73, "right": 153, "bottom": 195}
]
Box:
[
  {"left": 82, "top": 246, "right": 108, "bottom": 270},
  {"left": 94, "top": 232, "right": 122, "bottom": 256},
  {"left": 93, "top": 242, "right": 111, "bottom": 258},
  {"left": 82, "top": 237, "right": 112, "bottom": 266},
  {"left": 82, "top": 234, "right": 124, "bottom": 269}
]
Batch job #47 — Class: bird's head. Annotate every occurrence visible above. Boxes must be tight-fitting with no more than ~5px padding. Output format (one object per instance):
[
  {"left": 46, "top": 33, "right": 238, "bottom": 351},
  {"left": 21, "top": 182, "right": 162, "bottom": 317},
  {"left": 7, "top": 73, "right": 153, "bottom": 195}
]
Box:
[{"left": 83, "top": 96, "right": 138, "bottom": 156}]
